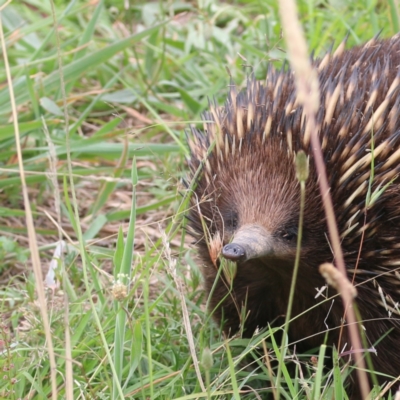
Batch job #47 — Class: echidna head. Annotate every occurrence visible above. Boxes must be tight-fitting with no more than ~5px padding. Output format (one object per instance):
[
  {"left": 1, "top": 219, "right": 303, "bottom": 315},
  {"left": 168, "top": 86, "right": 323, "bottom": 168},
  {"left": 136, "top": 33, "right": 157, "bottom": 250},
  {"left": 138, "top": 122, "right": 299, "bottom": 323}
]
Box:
[
  {"left": 187, "top": 85, "right": 326, "bottom": 273},
  {"left": 205, "top": 141, "right": 303, "bottom": 265}
]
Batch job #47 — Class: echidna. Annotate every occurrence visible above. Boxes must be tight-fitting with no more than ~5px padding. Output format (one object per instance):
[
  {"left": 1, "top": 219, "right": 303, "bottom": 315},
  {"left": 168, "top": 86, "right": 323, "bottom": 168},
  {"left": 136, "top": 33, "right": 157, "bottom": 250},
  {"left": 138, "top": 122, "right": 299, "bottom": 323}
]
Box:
[{"left": 186, "top": 34, "right": 400, "bottom": 390}]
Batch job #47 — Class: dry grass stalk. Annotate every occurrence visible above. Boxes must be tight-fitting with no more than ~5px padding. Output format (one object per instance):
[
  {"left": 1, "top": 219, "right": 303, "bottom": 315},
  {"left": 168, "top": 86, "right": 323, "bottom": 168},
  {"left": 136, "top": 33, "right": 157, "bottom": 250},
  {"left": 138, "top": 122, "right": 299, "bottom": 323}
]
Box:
[
  {"left": 278, "top": 0, "right": 370, "bottom": 397},
  {"left": 161, "top": 228, "right": 206, "bottom": 392},
  {"left": 0, "top": 12, "right": 58, "bottom": 400}
]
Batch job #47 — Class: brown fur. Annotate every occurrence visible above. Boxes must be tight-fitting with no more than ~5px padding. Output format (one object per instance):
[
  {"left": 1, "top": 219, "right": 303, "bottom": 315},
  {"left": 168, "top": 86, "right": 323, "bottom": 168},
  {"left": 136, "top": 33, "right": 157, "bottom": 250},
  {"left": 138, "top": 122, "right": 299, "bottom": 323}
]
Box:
[{"left": 187, "top": 34, "right": 400, "bottom": 393}]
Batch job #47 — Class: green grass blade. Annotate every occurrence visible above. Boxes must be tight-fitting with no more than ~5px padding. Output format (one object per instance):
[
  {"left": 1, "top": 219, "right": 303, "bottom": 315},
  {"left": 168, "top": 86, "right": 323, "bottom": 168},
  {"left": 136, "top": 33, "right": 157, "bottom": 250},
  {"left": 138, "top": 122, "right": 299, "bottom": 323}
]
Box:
[
  {"left": 0, "top": 20, "right": 170, "bottom": 114},
  {"left": 312, "top": 344, "right": 327, "bottom": 400},
  {"left": 113, "top": 159, "right": 137, "bottom": 399},
  {"left": 224, "top": 340, "right": 241, "bottom": 400}
]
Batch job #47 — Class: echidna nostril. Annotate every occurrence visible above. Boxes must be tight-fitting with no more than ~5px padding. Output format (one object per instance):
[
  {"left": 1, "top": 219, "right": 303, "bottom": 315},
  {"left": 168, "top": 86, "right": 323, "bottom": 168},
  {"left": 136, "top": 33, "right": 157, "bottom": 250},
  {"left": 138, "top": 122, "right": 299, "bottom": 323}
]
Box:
[{"left": 222, "top": 243, "right": 246, "bottom": 261}]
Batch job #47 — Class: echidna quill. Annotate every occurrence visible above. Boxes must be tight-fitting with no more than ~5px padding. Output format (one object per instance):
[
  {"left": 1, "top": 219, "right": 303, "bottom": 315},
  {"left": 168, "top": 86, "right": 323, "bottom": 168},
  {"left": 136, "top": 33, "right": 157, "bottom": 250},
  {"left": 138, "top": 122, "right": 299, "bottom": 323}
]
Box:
[{"left": 186, "top": 34, "right": 400, "bottom": 390}]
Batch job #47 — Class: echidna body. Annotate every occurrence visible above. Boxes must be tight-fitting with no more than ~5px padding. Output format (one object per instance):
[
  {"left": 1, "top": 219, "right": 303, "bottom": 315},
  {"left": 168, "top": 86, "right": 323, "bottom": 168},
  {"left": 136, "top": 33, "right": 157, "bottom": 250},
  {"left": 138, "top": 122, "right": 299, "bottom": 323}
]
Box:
[{"left": 187, "top": 34, "right": 400, "bottom": 386}]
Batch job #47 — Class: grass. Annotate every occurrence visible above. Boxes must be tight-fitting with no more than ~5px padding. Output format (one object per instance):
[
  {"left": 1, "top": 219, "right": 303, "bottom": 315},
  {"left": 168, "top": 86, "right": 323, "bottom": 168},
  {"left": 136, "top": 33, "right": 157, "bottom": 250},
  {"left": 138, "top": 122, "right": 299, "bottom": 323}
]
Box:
[{"left": 0, "top": 0, "right": 399, "bottom": 399}]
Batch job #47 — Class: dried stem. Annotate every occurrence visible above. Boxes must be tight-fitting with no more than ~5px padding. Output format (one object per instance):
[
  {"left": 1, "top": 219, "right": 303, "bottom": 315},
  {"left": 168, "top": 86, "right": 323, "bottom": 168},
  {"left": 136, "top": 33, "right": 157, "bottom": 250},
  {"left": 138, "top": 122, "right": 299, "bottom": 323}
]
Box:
[{"left": 278, "top": 0, "right": 370, "bottom": 397}]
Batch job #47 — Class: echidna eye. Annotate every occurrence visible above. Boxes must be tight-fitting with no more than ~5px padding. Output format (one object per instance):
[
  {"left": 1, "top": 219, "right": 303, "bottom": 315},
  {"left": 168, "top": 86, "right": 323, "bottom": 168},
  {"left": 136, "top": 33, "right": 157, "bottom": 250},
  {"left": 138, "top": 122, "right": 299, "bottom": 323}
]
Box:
[
  {"left": 281, "top": 228, "right": 297, "bottom": 242},
  {"left": 225, "top": 211, "right": 238, "bottom": 231},
  {"left": 282, "top": 233, "right": 294, "bottom": 241}
]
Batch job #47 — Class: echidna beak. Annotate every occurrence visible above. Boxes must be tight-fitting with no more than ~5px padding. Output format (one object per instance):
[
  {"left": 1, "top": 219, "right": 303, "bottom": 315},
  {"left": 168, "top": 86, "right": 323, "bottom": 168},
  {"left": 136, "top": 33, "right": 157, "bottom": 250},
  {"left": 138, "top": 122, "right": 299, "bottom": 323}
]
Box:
[{"left": 221, "top": 225, "right": 273, "bottom": 262}]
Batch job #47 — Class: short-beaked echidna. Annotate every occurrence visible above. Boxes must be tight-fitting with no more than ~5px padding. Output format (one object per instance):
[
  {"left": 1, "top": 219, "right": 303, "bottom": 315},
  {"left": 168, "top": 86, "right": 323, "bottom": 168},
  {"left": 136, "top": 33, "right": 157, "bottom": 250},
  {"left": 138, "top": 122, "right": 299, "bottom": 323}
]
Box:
[{"left": 187, "top": 34, "right": 400, "bottom": 386}]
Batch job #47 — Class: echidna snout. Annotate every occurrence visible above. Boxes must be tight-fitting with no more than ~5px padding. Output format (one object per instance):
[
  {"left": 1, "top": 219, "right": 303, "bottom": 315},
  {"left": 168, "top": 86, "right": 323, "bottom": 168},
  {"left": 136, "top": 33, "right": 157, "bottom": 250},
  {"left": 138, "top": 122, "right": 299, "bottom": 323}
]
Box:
[{"left": 222, "top": 224, "right": 274, "bottom": 262}]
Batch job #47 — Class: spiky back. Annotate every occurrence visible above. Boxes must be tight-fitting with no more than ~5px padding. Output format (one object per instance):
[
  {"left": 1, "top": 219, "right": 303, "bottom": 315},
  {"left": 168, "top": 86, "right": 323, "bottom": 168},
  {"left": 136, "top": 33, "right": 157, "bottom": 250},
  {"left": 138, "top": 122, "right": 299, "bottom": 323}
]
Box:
[
  {"left": 189, "top": 34, "right": 400, "bottom": 270},
  {"left": 187, "top": 35, "right": 400, "bottom": 375}
]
